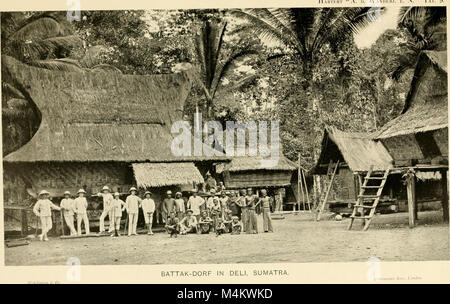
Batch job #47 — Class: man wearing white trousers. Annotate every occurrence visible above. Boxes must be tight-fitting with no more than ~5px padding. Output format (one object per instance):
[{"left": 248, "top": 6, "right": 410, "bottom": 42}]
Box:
[
  {"left": 124, "top": 187, "right": 141, "bottom": 236},
  {"left": 74, "top": 189, "right": 90, "bottom": 235},
  {"left": 140, "top": 191, "right": 155, "bottom": 235},
  {"left": 33, "top": 190, "right": 61, "bottom": 241},
  {"left": 97, "top": 186, "right": 114, "bottom": 234},
  {"left": 60, "top": 191, "right": 77, "bottom": 235}
]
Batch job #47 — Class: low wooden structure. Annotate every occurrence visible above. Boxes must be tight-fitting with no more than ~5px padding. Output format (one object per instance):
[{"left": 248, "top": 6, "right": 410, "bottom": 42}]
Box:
[
  {"left": 2, "top": 55, "right": 225, "bottom": 233},
  {"left": 373, "top": 50, "right": 449, "bottom": 226},
  {"left": 312, "top": 51, "right": 448, "bottom": 228}
]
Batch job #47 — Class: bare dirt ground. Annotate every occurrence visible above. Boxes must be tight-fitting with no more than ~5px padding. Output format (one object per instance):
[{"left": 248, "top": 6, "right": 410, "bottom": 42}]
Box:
[{"left": 4, "top": 210, "right": 449, "bottom": 265}]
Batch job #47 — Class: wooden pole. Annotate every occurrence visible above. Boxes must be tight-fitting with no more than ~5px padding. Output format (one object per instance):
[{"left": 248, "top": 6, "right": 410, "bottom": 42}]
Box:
[
  {"left": 316, "top": 160, "right": 339, "bottom": 221},
  {"left": 302, "top": 169, "right": 310, "bottom": 210},
  {"left": 298, "top": 154, "right": 302, "bottom": 211},
  {"left": 441, "top": 169, "right": 449, "bottom": 223},
  {"left": 406, "top": 170, "right": 416, "bottom": 228},
  {"left": 60, "top": 211, "right": 65, "bottom": 236}
]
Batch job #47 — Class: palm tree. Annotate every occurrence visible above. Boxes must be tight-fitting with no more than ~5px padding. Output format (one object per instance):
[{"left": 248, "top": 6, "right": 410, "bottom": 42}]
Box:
[
  {"left": 230, "top": 8, "right": 377, "bottom": 93},
  {"left": 193, "top": 20, "right": 257, "bottom": 119},
  {"left": 392, "top": 7, "right": 446, "bottom": 80}
]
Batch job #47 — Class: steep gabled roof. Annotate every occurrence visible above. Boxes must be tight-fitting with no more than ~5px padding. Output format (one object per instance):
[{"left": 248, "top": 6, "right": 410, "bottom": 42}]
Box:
[
  {"left": 313, "top": 127, "right": 393, "bottom": 174},
  {"left": 2, "top": 55, "right": 225, "bottom": 163},
  {"left": 374, "top": 51, "right": 448, "bottom": 140}
]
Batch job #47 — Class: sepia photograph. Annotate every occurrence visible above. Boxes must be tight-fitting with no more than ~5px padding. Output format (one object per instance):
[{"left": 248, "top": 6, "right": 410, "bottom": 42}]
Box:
[{"left": 1, "top": 3, "right": 449, "bottom": 270}]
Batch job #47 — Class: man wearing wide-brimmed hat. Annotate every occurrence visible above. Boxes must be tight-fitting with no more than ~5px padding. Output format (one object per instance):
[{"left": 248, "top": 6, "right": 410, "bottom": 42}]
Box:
[
  {"left": 74, "top": 189, "right": 90, "bottom": 235},
  {"left": 124, "top": 187, "right": 141, "bottom": 236},
  {"left": 162, "top": 190, "right": 175, "bottom": 224},
  {"left": 33, "top": 190, "right": 61, "bottom": 241},
  {"left": 140, "top": 191, "right": 155, "bottom": 235},
  {"left": 110, "top": 192, "right": 124, "bottom": 236},
  {"left": 60, "top": 191, "right": 77, "bottom": 236},
  {"left": 97, "top": 186, "right": 114, "bottom": 234},
  {"left": 180, "top": 209, "right": 198, "bottom": 234},
  {"left": 187, "top": 189, "right": 205, "bottom": 222}
]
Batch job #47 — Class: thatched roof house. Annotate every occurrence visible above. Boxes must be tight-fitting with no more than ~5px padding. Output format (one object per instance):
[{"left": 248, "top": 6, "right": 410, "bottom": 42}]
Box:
[
  {"left": 313, "top": 127, "right": 393, "bottom": 174},
  {"left": 216, "top": 155, "right": 297, "bottom": 189},
  {"left": 2, "top": 55, "right": 221, "bottom": 203},
  {"left": 373, "top": 50, "right": 448, "bottom": 167}
]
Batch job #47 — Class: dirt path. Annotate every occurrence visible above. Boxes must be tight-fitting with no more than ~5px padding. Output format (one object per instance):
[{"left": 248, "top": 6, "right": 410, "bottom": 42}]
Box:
[{"left": 5, "top": 211, "right": 449, "bottom": 265}]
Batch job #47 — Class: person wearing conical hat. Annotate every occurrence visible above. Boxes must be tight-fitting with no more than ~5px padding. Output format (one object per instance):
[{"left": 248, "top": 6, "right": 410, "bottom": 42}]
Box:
[
  {"left": 162, "top": 190, "right": 175, "bottom": 224},
  {"left": 97, "top": 185, "right": 114, "bottom": 234},
  {"left": 110, "top": 192, "right": 125, "bottom": 237},
  {"left": 33, "top": 190, "right": 61, "bottom": 241},
  {"left": 124, "top": 187, "right": 141, "bottom": 236},
  {"left": 74, "top": 189, "right": 90, "bottom": 235},
  {"left": 139, "top": 191, "right": 155, "bottom": 235},
  {"left": 60, "top": 191, "right": 77, "bottom": 236},
  {"left": 174, "top": 192, "right": 185, "bottom": 221}
]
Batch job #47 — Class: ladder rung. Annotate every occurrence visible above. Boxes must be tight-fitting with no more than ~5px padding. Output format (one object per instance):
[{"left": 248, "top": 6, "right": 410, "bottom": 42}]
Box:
[
  {"left": 361, "top": 186, "right": 382, "bottom": 189},
  {"left": 358, "top": 195, "right": 380, "bottom": 199},
  {"left": 365, "top": 177, "right": 386, "bottom": 180},
  {"left": 350, "top": 215, "right": 373, "bottom": 219},
  {"left": 353, "top": 205, "right": 376, "bottom": 209}
]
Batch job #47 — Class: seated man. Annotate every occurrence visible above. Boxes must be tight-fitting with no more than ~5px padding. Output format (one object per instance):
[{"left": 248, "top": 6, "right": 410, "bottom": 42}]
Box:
[
  {"left": 231, "top": 216, "right": 243, "bottom": 235},
  {"left": 215, "top": 218, "right": 227, "bottom": 236},
  {"left": 198, "top": 210, "right": 213, "bottom": 234},
  {"left": 180, "top": 209, "right": 198, "bottom": 234},
  {"left": 165, "top": 211, "right": 178, "bottom": 236},
  {"left": 223, "top": 210, "right": 233, "bottom": 233}
]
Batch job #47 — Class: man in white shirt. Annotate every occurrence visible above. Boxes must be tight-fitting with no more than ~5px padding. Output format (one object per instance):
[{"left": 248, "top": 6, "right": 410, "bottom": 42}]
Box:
[
  {"left": 74, "top": 189, "right": 90, "bottom": 235},
  {"left": 60, "top": 191, "right": 77, "bottom": 236},
  {"left": 33, "top": 190, "right": 61, "bottom": 241},
  {"left": 124, "top": 187, "right": 142, "bottom": 236},
  {"left": 187, "top": 189, "right": 205, "bottom": 221},
  {"left": 98, "top": 185, "right": 114, "bottom": 234},
  {"left": 140, "top": 191, "right": 155, "bottom": 235}
]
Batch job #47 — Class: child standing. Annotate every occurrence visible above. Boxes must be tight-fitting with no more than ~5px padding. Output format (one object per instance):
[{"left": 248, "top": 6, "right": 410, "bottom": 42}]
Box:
[
  {"left": 110, "top": 192, "right": 124, "bottom": 237},
  {"left": 140, "top": 191, "right": 155, "bottom": 235},
  {"left": 124, "top": 187, "right": 141, "bottom": 236},
  {"left": 74, "top": 189, "right": 90, "bottom": 235},
  {"left": 60, "top": 191, "right": 77, "bottom": 236},
  {"left": 33, "top": 190, "right": 61, "bottom": 241}
]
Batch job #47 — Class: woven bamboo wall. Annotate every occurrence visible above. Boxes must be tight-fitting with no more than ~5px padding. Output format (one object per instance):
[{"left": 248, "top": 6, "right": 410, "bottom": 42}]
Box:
[
  {"left": 3, "top": 162, "right": 134, "bottom": 203},
  {"left": 433, "top": 128, "right": 448, "bottom": 157},
  {"left": 381, "top": 134, "right": 424, "bottom": 164},
  {"left": 224, "top": 170, "right": 293, "bottom": 189}
]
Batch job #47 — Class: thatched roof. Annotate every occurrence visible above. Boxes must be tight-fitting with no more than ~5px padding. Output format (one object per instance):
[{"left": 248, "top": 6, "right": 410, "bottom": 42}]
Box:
[
  {"left": 216, "top": 154, "right": 297, "bottom": 173},
  {"left": 132, "top": 162, "right": 204, "bottom": 187},
  {"left": 374, "top": 51, "right": 448, "bottom": 139},
  {"left": 2, "top": 55, "right": 225, "bottom": 163},
  {"left": 313, "top": 127, "right": 393, "bottom": 174}
]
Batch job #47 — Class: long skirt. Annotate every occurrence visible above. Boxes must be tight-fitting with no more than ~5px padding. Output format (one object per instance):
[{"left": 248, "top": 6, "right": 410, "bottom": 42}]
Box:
[
  {"left": 262, "top": 207, "right": 273, "bottom": 232},
  {"left": 246, "top": 209, "right": 258, "bottom": 234},
  {"left": 241, "top": 208, "right": 249, "bottom": 232}
]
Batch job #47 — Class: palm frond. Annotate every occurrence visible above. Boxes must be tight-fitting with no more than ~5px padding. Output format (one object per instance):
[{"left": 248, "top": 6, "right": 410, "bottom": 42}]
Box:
[
  {"left": 211, "top": 47, "right": 258, "bottom": 99},
  {"left": 229, "top": 9, "right": 302, "bottom": 55},
  {"left": 28, "top": 59, "right": 85, "bottom": 72},
  {"left": 8, "top": 16, "right": 64, "bottom": 42}
]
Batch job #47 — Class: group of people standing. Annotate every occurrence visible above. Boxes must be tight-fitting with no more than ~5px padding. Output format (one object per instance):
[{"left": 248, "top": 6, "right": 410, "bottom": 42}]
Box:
[{"left": 32, "top": 184, "right": 275, "bottom": 241}]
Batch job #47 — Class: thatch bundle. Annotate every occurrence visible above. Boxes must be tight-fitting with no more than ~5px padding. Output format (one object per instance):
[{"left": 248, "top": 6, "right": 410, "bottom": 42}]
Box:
[
  {"left": 132, "top": 162, "right": 204, "bottom": 188},
  {"left": 2, "top": 55, "right": 194, "bottom": 162},
  {"left": 313, "top": 127, "right": 393, "bottom": 174}
]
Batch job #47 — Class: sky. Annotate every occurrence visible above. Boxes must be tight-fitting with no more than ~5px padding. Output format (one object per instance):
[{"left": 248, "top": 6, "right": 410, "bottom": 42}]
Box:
[{"left": 354, "top": 7, "right": 401, "bottom": 49}]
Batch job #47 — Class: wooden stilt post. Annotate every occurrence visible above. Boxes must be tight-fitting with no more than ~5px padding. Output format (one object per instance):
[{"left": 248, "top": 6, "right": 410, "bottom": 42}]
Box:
[
  {"left": 298, "top": 154, "right": 303, "bottom": 211},
  {"left": 405, "top": 169, "right": 416, "bottom": 228},
  {"left": 302, "top": 169, "right": 310, "bottom": 210},
  {"left": 441, "top": 169, "right": 449, "bottom": 223}
]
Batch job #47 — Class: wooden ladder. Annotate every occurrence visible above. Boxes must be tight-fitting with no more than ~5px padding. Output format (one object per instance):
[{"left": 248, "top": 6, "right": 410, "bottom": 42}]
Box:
[
  {"left": 347, "top": 167, "right": 390, "bottom": 231},
  {"left": 316, "top": 160, "right": 340, "bottom": 221}
]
